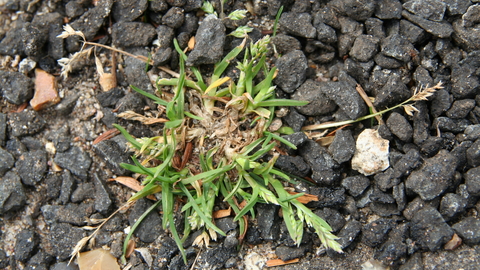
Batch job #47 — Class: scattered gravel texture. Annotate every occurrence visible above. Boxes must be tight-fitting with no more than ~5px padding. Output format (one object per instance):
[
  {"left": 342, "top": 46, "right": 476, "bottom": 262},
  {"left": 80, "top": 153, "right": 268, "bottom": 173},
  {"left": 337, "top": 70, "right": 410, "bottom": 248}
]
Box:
[{"left": 1, "top": 0, "right": 480, "bottom": 269}]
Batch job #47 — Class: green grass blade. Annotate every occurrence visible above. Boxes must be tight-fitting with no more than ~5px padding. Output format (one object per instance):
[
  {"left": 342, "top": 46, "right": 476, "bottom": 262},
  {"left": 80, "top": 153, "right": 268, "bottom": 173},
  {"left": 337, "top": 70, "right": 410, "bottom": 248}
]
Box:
[
  {"left": 256, "top": 99, "right": 309, "bottom": 107},
  {"left": 264, "top": 131, "right": 297, "bottom": 150},
  {"left": 178, "top": 183, "right": 226, "bottom": 236},
  {"left": 131, "top": 85, "right": 168, "bottom": 106},
  {"left": 113, "top": 124, "right": 142, "bottom": 149}
]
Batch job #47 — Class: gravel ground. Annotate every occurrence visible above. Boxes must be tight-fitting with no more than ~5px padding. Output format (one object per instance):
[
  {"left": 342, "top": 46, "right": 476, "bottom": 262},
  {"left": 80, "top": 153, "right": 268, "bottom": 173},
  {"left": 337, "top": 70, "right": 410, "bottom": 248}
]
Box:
[{"left": 1, "top": 0, "right": 480, "bottom": 269}]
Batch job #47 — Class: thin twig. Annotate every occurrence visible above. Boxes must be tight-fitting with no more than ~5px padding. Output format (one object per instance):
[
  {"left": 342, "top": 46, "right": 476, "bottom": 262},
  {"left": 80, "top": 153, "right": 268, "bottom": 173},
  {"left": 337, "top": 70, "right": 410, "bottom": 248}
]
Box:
[{"left": 355, "top": 84, "right": 384, "bottom": 125}]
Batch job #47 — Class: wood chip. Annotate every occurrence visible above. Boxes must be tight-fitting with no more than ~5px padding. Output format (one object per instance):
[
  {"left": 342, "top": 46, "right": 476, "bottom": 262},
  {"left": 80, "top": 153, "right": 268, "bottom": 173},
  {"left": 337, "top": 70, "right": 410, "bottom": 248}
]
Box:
[
  {"left": 444, "top": 233, "right": 462, "bottom": 250},
  {"left": 213, "top": 208, "right": 232, "bottom": 219},
  {"left": 266, "top": 258, "right": 300, "bottom": 267},
  {"left": 30, "top": 69, "right": 60, "bottom": 111}
]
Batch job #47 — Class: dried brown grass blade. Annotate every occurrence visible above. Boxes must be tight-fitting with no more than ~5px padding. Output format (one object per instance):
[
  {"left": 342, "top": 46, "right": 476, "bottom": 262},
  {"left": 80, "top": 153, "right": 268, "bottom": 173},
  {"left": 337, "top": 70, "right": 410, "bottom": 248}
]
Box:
[
  {"left": 117, "top": 111, "right": 168, "bottom": 124},
  {"left": 109, "top": 176, "right": 157, "bottom": 201},
  {"left": 93, "top": 129, "right": 120, "bottom": 145},
  {"left": 355, "top": 84, "right": 383, "bottom": 125}
]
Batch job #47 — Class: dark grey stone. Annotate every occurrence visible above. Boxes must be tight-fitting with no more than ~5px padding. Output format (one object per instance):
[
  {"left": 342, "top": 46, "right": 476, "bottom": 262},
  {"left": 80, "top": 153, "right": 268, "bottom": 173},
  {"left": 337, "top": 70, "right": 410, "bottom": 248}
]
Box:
[
  {"left": 393, "top": 182, "right": 406, "bottom": 211},
  {"left": 362, "top": 218, "right": 394, "bottom": 247},
  {"left": 0, "top": 249, "right": 8, "bottom": 269},
  {"left": 24, "top": 251, "right": 54, "bottom": 270},
  {"left": 318, "top": 80, "right": 367, "bottom": 119},
  {"left": 328, "top": 129, "right": 355, "bottom": 163},
  {"left": 403, "top": 0, "right": 446, "bottom": 22},
  {"left": 334, "top": 219, "right": 362, "bottom": 250},
  {"left": 196, "top": 246, "right": 236, "bottom": 269},
  {"left": 374, "top": 168, "right": 400, "bottom": 192},
  {"left": 8, "top": 110, "right": 46, "bottom": 137},
  {"left": 444, "top": 0, "right": 471, "bottom": 15},
  {"left": 93, "top": 173, "right": 112, "bottom": 214},
  {"left": 315, "top": 208, "right": 346, "bottom": 233},
  {"left": 46, "top": 223, "right": 86, "bottom": 260},
  {"left": 274, "top": 50, "right": 308, "bottom": 93},
  {"left": 349, "top": 35, "right": 379, "bottom": 62},
  {"left": 315, "top": 22, "right": 337, "bottom": 43},
  {"left": 112, "top": 22, "right": 156, "bottom": 47},
  {"left": 70, "top": 182, "right": 95, "bottom": 203},
  {"left": 162, "top": 7, "right": 185, "bottom": 29},
  {"left": 271, "top": 34, "right": 302, "bottom": 55},
  {"left": 446, "top": 99, "right": 476, "bottom": 119},
  {"left": 41, "top": 203, "right": 95, "bottom": 226},
  {"left": 393, "top": 149, "right": 422, "bottom": 179},
  {"left": 291, "top": 79, "right": 336, "bottom": 115},
  {"left": 439, "top": 193, "right": 467, "bottom": 221},
  {"left": 465, "top": 166, "right": 480, "bottom": 196},
  {"left": 0, "top": 147, "right": 14, "bottom": 176},
  {"left": 374, "top": 53, "right": 404, "bottom": 68},
  {"left": 432, "top": 117, "right": 471, "bottom": 133},
  {"left": 387, "top": 112, "right": 413, "bottom": 142},
  {"left": 15, "top": 150, "right": 47, "bottom": 186},
  {"left": 452, "top": 217, "right": 480, "bottom": 245},
  {"left": 313, "top": 6, "right": 341, "bottom": 29},
  {"left": 282, "top": 108, "right": 306, "bottom": 132},
  {"left": 256, "top": 203, "right": 281, "bottom": 241},
  {"left": 435, "top": 39, "right": 462, "bottom": 67},
  {"left": 467, "top": 139, "right": 480, "bottom": 167},
  {"left": 186, "top": 15, "right": 225, "bottom": 66},
  {"left": 329, "top": 0, "right": 376, "bottom": 21},
  {"left": 55, "top": 92, "right": 81, "bottom": 115},
  {"left": 462, "top": 4, "right": 480, "bottom": 28},
  {"left": 0, "top": 22, "right": 29, "bottom": 56},
  {"left": 93, "top": 139, "right": 132, "bottom": 175},
  {"left": 0, "top": 71, "right": 33, "bottom": 105},
  {"left": 65, "top": 1, "right": 84, "bottom": 19},
  {"left": 465, "top": 124, "right": 480, "bottom": 140},
  {"left": 308, "top": 187, "right": 346, "bottom": 208},
  {"left": 430, "top": 89, "right": 452, "bottom": 117},
  {"left": 58, "top": 170, "right": 75, "bottom": 204},
  {"left": 96, "top": 87, "right": 125, "bottom": 108},
  {"left": 374, "top": 74, "right": 410, "bottom": 108},
  {"left": 54, "top": 146, "right": 92, "bottom": 180},
  {"left": 341, "top": 175, "right": 370, "bottom": 197},
  {"left": 380, "top": 34, "right": 414, "bottom": 62},
  {"left": 129, "top": 198, "right": 163, "bottom": 243},
  {"left": 0, "top": 113, "right": 6, "bottom": 146},
  {"left": 0, "top": 171, "right": 26, "bottom": 214},
  {"left": 405, "top": 150, "right": 457, "bottom": 200},
  {"left": 116, "top": 92, "right": 147, "bottom": 116},
  {"left": 50, "top": 262, "right": 80, "bottom": 270},
  {"left": 410, "top": 206, "right": 454, "bottom": 251},
  {"left": 365, "top": 18, "right": 385, "bottom": 39},
  {"left": 14, "top": 229, "right": 38, "bottom": 263},
  {"left": 275, "top": 155, "right": 310, "bottom": 178},
  {"left": 452, "top": 18, "right": 480, "bottom": 51},
  {"left": 400, "top": 19, "right": 427, "bottom": 45},
  {"left": 451, "top": 65, "right": 480, "bottom": 98},
  {"left": 402, "top": 10, "right": 453, "bottom": 38},
  {"left": 299, "top": 140, "right": 340, "bottom": 186},
  {"left": 112, "top": 0, "right": 148, "bottom": 22},
  {"left": 66, "top": 0, "right": 114, "bottom": 52},
  {"left": 275, "top": 246, "right": 306, "bottom": 261},
  {"left": 153, "top": 237, "right": 178, "bottom": 269},
  {"left": 375, "top": 223, "right": 408, "bottom": 261},
  {"left": 375, "top": 0, "right": 402, "bottom": 19},
  {"left": 44, "top": 173, "right": 62, "bottom": 200},
  {"left": 280, "top": 12, "right": 316, "bottom": 39},
  {"left": 155, "top": 25, "right": 175, "bottom": 49}
]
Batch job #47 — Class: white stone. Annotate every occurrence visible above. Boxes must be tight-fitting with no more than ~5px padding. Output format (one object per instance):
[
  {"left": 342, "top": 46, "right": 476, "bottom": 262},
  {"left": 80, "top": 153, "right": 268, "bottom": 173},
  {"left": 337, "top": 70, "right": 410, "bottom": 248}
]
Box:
[{"left": 351, "top": 129, "right": 390, "bottom": 176}]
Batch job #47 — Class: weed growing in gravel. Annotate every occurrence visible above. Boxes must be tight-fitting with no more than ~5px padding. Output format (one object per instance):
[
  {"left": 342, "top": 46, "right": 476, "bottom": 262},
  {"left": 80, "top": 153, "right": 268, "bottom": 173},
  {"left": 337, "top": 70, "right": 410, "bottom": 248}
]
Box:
[
  {"left": 302, "top": 82, "right": 444, "bottom": 131},
  {"left": 58, "top": 25, "right": 342, "bottom": 263}
]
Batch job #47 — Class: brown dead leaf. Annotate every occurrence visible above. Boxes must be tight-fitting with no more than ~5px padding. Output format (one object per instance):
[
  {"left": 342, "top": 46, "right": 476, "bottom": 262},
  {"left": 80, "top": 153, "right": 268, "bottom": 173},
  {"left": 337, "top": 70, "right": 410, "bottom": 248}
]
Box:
[
  {"left": 188, "top": 36, "right": 195, "bottom": 51},
  {"left": 316, "top": 136, "right": 334, "bottom": 147},
  {"left": 286, "top": 191, "right": 319, "bottom": 204},
  {"left": 266, "top": 258, "right": 300, "bottom": 267},
  {"left": 213, "top": 208, "right": 232, "bottom": 219},
  {"left": 109, "top": 176, "right": 157, "bottom": 201},
  {"left": 78, "top": 248, "right": 120, "bottom": 270},
  {"left": 125, "top": 239, "right": 135, "bottom": 259}
]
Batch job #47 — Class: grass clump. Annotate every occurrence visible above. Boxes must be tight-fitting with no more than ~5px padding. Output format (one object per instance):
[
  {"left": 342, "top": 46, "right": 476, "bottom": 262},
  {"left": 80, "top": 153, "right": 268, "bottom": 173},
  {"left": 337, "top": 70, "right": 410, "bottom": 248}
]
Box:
[
  {"left": 117, "top": 36, "right": 342, "bottom": 262},
  {"left": 58, "top": 24, "right": 342, "bottom": 264}
]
